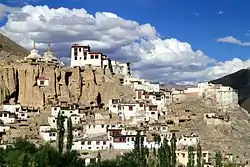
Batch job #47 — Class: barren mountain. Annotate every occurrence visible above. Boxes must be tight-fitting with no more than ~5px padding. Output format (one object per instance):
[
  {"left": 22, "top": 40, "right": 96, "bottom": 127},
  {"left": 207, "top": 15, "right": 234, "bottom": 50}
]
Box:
[{"left": 0, "top": 33, "right": 28, "bottom": 62}]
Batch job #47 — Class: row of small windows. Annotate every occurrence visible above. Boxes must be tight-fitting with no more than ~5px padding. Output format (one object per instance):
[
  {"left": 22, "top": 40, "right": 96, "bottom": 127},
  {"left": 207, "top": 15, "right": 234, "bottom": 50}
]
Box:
[
  {"left": 74, "top": 52, "right": 100, "bottom": 60},
  {"left": 81, "top": 141, "right": 107, "bottom": 145}
]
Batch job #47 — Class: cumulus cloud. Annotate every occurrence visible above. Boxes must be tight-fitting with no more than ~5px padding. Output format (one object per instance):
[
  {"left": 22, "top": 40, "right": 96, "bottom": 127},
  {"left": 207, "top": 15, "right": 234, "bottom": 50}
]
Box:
[
  {"left": 0, "top": 3, "right": 19, "bottom": 19},
  {"left": 217, "top": 36, "right": 250, "bottom": 46},
  {"left": 0, "top": 4, "right": 250, "bottom": 84}
]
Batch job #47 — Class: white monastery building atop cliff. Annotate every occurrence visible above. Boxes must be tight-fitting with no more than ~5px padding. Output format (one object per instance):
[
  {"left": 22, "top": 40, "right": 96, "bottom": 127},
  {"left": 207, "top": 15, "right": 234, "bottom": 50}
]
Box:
[{"left": 70, "top": 43, "right": 131, "bottom": 76}]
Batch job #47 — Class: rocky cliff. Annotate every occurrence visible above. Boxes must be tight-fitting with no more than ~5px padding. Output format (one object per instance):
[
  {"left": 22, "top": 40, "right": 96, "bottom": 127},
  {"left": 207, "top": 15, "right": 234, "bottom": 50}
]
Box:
[{"left": 0, "top": 62, "right": 134, "bottom": 107}]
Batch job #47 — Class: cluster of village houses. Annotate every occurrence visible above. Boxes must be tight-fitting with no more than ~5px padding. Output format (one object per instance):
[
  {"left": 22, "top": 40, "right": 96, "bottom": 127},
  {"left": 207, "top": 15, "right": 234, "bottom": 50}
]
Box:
[{"left": 0, "top": 43, "right": 241, "bottom": 166}]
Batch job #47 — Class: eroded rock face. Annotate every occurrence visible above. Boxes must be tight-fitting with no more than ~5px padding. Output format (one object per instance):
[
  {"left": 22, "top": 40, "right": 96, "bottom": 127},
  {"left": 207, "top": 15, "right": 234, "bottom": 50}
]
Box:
[{"left": 0, "top": 63, "right": 134, "bottom": 107}]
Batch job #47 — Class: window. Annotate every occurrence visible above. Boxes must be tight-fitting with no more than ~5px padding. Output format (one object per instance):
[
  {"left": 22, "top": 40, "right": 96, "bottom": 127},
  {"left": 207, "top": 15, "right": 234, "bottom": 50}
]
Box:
[
  {"left": 84, "top": 56, "right": 87, "bottom": 60},
  {"left": 70, "top": 111, "right": 72, "bottom": 113},
  {"left": 74, "top": 56, "right": 77, "bottom": 60},
  {"left": 151, "top": 112, "right": 155, "bottom": 115},
  {"left": 80, "top": 57, "right": 82, "bottom": 59},
  {"left": 79, "top": 48, "right": 81, "bottom": 52},
  {"left": 101, "top": 125, "right": 104, "bottom": 128},
  {"left": 91, "top": 55, "right": 94, "bottom": 59},
  {"left": 40, "top": 80, "right": 45, "bottom": 85},
  {"left": 88, "top": 147, "right": 91, "bottom": 150},
  {"left": 96, "top": 141, "right": 100, "bottom": 145},
  {"left": 54, "top": 107, "right": 57, "bottom": 111},
  {"left": 62, "top": 111, "right": 64, "bottom": 114},
  {"left": 95, "top": 55, "right": 99, "bottom": 59},
  {"left": 182, "top": 153, "right": 185, "bottom": 158},
  {"left": 129, "top": 106, "right": 133, "bottom": 111},
  {"left": 21, "top": 113, "right": 25, "bottom": 116},
  {"left": 145, "top": 95, "right": 149, "bottom": 99},
  {"left": 74, "top": 48, "right": 77, "bottom": 52},
  {"left": 4, "top": 113, "right": 7, "bottom": 117},
  {"left": 88, "top": 141, "right": 91, "bottom": 145},
  {"left": 139, "top": 103, "right": 143, "bottom": 107},
  {"left": 113, "top": 105, "right": 116, "bottom": 108},
  {"left": 103, "top": 141, "right": 106, "bottom": 145}
]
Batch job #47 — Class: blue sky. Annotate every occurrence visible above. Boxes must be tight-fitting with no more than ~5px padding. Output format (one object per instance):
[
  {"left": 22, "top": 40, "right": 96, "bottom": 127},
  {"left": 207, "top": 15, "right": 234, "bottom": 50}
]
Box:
[
  {"left": 1, "top": 0, "right": 250, "bottom": 83},
  {"left": 2, "top": 0, "right": 250, "bottom": 61}
]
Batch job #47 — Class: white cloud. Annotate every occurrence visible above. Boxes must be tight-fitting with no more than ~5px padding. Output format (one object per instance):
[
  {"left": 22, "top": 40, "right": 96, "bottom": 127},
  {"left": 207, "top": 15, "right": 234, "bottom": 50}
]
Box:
[
  {"left": 1, "top": 4, "right": 250, "bottom": 84},
  {"left": 217, "top": 10, "right": 224, "bottom": 15},
  {"left": 217, "top": 36, "right": 250, "bottom": 46},
  {"left": 0, "top": 3, "right": 19, "bottom": 19}
]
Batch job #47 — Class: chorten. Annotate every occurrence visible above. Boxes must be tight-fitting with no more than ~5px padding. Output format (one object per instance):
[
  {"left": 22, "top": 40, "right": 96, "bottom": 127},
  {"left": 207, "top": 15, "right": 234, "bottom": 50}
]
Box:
[
  {"left": 25, "top": 41, "right": 41, "bottom": 60},
  {"left": 43, "top": 44, "right": 57, "bottom": 62}
]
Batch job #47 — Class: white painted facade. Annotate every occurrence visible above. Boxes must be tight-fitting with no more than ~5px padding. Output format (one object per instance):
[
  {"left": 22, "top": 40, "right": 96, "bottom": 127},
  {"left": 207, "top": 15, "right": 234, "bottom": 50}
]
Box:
[
  {"left": 0, "top": 111, "right": 15, "bottom": 124},
  {"left": 176, "top": 150, "right": 209, "bottom": 166},
  {"left": 84, "top": 124, "right": 108, "bottom": 135},
  {"left": 111, "top": 61, "right": 131, "bottom": 76},
  {"left": 124, "top": 76, "right": 160, "bottom": 92},
  {"left": 177, "top": 134, "right": 199, "bottom": 146},
  {"left": 142, "top": 92, "right": 166, "bottom": 110},
  {"left": 216, "top": 86, "right": 238, "bottom": 108},
  {"left": 40, "top": 130, "right": 57, "bottom": 141},
  {"left": 3, "top": 104, "right": 21, "bottom": 113},
  {"left": 108, "top": 99, "right": 120, "bottom": 114},
  {"left": 145, "top": 105, "right": 159, "bottom": 122},
  {"left": 72, "top": 135, "right": 110, "bottom": 151},
  {"left": 118, "top": 103, "right": 142, "bottom": 120},
  {"left": 37, "top": 76, "right": 49, "bottom": 87},
  {"left": 51, "top": 106, "right": 79, "bottom": 118}
]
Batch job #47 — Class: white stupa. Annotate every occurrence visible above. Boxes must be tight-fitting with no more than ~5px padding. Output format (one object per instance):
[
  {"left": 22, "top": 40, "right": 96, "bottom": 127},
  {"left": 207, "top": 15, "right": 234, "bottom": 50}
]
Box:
[
  {"left": 25, "top": 41, "right": 42, "bottom": 60},
  {"left": 43, "top": 44, "right": 58, "bottom": 62}
]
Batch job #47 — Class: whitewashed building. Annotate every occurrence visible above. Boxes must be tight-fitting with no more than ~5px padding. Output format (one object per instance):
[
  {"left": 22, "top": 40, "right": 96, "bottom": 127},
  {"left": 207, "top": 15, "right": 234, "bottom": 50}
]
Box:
[
  {"left": 40, "top": 128, "right": 57, "bottom": 141},
  {"left": 145, "top": 105, "right": 159, "bottom": 122},
  {"left": 177, "top": 133, "right": 199, "bottom": 146},
  {"left": 72, "top": 134, "right": 110, "bottom": 151},
  {"left": 0, "top": 111, "right": 15, "bottom": 124},
  {"left": 111, "top": 61, "right": 131, "bottom": 76},
  {"left": 176, "top": 150, "right": 210, "bottom": 166},
  {"left": 37, "top": 76, "right": 49, "bottom": 87},
  {"left": 124, "top": 76, "right": 160, "bottom": 92},
  {"left": 216, "top": 86, "right": 238, "bottom": 108}
]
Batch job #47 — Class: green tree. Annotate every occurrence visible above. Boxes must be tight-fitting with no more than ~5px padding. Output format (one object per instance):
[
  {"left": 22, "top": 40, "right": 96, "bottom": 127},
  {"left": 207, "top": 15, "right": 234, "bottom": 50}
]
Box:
[
  {"left": 21, "top": 153, "right": 30, "bottom": 167},
  {"left": 187, "top": 146, "right": 195, "bottom": 167},
  {"left": 171, "top": 134, "right": 177, "bottom": 167},
  {"left": 66, "top": 117, "right": 73, "bottom": 152},
  {"left": 215, "top": 151, "right": 223, "bottom": 167},
  {"left": 197, "top": 142, "right": 202, "bottom": 167},
  {"left": 224, "top": 161, "right": 236, "bottom": 167},
  {"left": 158, "top": 137, "right": 171, "bottom": 167},
  {"left": 97, "top": 151, "right": 101, "bottom": 167},
  {"left": 57, "top": 111, "right": 65, "bottom": 154}
]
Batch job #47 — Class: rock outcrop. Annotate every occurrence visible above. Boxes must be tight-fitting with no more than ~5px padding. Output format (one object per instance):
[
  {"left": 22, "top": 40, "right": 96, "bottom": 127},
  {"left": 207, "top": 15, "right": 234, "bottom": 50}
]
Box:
[{"left": 0, "top": 63, "right": 134, "bottom": 107}]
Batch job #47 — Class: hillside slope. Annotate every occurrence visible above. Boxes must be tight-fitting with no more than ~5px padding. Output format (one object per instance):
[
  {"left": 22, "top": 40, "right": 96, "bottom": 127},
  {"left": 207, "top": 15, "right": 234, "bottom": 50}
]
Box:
[
  {"left": 0, "top": 33, "right": 28, "bottom": 61},
  {"left": 211, "top": 69, "right": 250, "bottom": 112}
]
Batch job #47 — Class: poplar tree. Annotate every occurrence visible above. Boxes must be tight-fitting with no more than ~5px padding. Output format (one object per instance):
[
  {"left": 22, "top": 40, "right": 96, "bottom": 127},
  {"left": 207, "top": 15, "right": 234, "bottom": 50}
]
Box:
[
  {"left": 215, "top": 151, "right": 223, "bottom": 167},
  {"left": 171, "top": 134, "right": 177, "bottom": 167},
  {"left": 187, "top": 146, "right": 195, "bottom": 167},
  {"left": 57, "top": 111, "right": 65, "bottom": 154},
  {"left": 197, "top": 142, "right": 202, "bottom": 167},
  {"left": 66, "top": 117, "right": 73, "bottom": 152}
]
